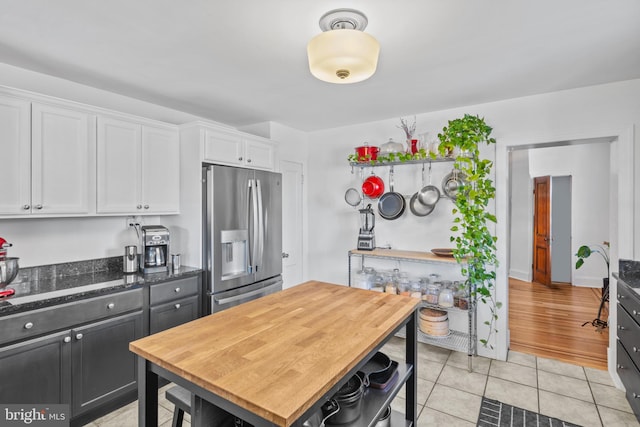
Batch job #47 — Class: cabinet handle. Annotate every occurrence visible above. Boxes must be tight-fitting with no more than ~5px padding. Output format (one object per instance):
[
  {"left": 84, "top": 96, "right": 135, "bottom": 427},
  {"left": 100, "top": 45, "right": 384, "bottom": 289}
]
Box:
[
  {"left": 618, "top": 364, "right": 624, "bottom": 370},
  {"left": 24, "top": 322, "right": 34, "bottom": 329},
  {"left": 107, "top": 302, "right": 115, "bottom": 310},
  {"left": 76, "top": 333, "right": 83, "bottom": 340},
  {"left": 238, "top": 157, "right": 243, "bottom": 161},
  {"left": 633, "top": 393, "right": 640, "bottom": 399},
  {"left": 619, "top": 325, "right": 626, "bottom": 330},
  {"left": 144, "top": 205, "right": 149, "bottom": 209},
  {"left": 174, "top": 287, "right": 181, "bottom": 293},
  {"left": 634, "top": 347, "right": 639, "bottom": 353},
  {"left": 174, "top": 303, "right": 181, "bottom": 309},
  {"left": 247, "top": 158, "right": 252, "bottom": 163},
  {"left": 63, "top": 336, "right": 71, "bottom": 343},
  {"left": 137, "top": 204, "right": 142, "bottom": 210},
  {"left": 22, "top": 204, "right": 30, "bottom": 210},
  {"left": 618, "top": 294, "right": 625, "bottom": 299},
  {"left": 35, "top": 204, "right": 43, "bottom": 210},
  {"left": 633, "top": 310, "right": 638, "bottom": 316}
]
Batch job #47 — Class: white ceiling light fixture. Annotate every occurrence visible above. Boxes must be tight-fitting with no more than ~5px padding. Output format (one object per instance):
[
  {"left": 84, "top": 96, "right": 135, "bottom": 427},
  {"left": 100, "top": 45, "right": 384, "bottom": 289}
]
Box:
[{"left": 307, "top": 8, "right": 380, "bottom": 84}]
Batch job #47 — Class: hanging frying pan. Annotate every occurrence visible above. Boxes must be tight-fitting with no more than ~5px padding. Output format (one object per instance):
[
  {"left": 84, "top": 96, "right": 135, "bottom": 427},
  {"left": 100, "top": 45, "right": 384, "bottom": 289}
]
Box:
[
  {"left": 417, "top": 161, "right": 440, "bottom": 208},
  {"left": 378, "top": 167, "right": 405, "bottom": 220}
]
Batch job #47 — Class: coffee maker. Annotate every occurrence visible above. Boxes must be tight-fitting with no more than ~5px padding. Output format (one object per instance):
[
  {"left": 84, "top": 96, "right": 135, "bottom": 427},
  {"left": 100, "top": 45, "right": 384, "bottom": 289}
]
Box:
[
  {"left": 140, "top": 226, "right": 170, "bottom": 274},
  {"left": 357, "top": 204, "right": 376, "bottom": 250}
]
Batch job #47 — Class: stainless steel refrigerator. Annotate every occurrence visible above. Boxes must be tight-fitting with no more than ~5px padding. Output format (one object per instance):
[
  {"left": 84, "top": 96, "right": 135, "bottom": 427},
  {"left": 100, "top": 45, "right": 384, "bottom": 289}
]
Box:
[{"left": 203, "top": 164, "right": 283, "bottom": 313}]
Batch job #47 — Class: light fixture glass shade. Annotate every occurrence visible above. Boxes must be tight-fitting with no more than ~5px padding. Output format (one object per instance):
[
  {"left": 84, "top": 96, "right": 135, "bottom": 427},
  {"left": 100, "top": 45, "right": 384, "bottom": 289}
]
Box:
[{"left": 307, "top": 29, "right": 380, "bottom": 84}]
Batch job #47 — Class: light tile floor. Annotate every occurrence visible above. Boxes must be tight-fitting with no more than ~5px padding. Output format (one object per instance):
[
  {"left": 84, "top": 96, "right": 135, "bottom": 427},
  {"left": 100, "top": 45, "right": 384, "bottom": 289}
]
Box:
[{"left": 89, "top": 337, "right": 639, "bottom": 427}]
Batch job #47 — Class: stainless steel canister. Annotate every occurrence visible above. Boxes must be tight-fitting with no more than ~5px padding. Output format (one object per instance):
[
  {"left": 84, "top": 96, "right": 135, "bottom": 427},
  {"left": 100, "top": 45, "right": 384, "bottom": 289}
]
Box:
[
  {"left": 171, "top": 253, "right": 181, "bottom": 271},
  {"left": 123, "top": 245, "right": 138, "bottom": 274}
]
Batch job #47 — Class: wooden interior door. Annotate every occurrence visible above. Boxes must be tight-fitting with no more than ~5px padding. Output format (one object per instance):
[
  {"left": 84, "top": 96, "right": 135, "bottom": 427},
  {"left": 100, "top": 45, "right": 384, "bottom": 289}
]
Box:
[{"left": 532, "top": 176, "right": 552, "bottom": 285}]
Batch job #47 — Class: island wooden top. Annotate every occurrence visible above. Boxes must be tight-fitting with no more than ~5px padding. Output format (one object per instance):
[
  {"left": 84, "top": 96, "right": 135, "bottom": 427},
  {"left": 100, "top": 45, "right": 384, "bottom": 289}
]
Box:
[{"left": 129, "top": 281, "right": 418, "bottom": 427}]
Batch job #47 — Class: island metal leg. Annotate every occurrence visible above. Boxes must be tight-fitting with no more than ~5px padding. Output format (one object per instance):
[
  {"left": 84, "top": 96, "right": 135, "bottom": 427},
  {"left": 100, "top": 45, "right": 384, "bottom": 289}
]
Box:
[
  {"left": 137, "top": 357, "right": 158, "bottom": 427},
  {"left": 405, "top": 309, "right": 418, "bottom": 426}
]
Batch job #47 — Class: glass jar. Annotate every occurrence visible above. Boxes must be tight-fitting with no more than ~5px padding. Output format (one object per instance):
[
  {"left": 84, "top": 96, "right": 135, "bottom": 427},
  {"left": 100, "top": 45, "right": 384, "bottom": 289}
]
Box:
[
  {"left": 409, "top": 282, "right": 423, "bottom": 299},
  {"left": 438, "top": 287, "right": 454, "bottom": 308},
  {"left": 397, "top": 271, "right": 411, "bottom": 296},
  {"left": 454, "top": 284, "right": 469, "bottom": 310},
  {"left": 382, "top": 271, "right": 397, "bottom": 294},
  {"left": 423, "top": 284, "right": 439, "bottom": 305},
  {"left": 353, "top": 267, "right": 375, "bottom": 289}
]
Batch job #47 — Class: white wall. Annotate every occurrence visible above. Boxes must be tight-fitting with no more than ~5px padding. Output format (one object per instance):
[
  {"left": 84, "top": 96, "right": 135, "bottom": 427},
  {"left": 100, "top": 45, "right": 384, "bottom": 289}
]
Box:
[
  {"left": 509, "top": 150, "right": 532, "bottom": 281},
  {"left": 527, "top": 143, "right": 610, "bottom": 286},
  {"left": 307, "top": 79, "right": 640, "bottom": 361}
]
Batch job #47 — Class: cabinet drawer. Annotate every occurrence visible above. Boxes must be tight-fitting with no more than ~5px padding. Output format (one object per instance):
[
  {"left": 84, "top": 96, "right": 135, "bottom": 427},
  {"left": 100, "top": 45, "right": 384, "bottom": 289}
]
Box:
[
  {"left": 618, "top": 282, "right": 640, "bottom": 325},
  {"left": 150, "top": 295, "right": 199, "bottom": 334},
  {"left": 0, "top": 289, "right": 143, "bottom": 346},
  {"left": 150, "top": 277, "right": 199, "bottom": 305},
  {"left": 618, "top": 303, "right": 640, "bottom": 368},
  {"left": 617, "top": 340, "right": 640, "bottom": 417}
]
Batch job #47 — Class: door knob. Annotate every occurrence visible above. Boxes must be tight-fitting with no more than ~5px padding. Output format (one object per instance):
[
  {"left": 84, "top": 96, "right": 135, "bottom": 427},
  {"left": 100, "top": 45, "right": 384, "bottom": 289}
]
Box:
[
  {"left": 22, "top": 204, "right": 30, "bottom": 210},
  {"left": 144, "top": 205, "right": 149, "bottom": 209},
  {"left": 35, "top": 204, "right": 43, "bottom": 210},
  {"left": 63, "top": 336, "right": 71, "bottom": 343}
]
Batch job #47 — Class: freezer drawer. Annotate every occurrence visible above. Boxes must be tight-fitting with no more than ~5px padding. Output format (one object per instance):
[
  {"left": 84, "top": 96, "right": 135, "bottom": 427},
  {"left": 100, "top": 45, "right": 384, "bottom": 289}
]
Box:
[{"left": 210, "top": 276, "right": 282, "bottom": 313}]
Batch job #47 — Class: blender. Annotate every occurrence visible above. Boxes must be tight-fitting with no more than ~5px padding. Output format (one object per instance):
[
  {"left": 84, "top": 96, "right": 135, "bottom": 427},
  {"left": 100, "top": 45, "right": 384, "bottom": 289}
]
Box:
[{"left": 357, "top": 204, "right": 376, "bottom": 250}]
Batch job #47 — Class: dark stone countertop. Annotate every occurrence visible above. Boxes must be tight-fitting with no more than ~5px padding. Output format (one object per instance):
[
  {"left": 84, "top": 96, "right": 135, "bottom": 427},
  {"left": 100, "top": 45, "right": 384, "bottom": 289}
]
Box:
[
  {"left": 0, "top": 266, "right": 202, "bottom": 317},
  {"left": 613, "top": 259, "right": 640, "bottom": 292}
]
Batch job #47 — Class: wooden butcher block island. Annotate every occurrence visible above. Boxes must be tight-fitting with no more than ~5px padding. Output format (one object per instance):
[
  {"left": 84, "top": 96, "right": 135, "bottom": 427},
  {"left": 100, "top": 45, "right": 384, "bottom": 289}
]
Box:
[{"left": 130, "top": 281, "right": 419, "bottom": 427}]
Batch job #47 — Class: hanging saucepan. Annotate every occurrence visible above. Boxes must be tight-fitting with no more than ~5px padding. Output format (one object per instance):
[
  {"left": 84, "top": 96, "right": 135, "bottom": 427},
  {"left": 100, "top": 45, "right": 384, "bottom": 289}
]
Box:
[
  {"left": 417, "top": 161, "right": 440, "bottom": 208},
  {"left": 410, "top": 164, "right": 435, "bottom": 217},
  {"left": 377, "top": 167, "right": 405, "bottom": 220},
  {"left": 441, "top": 169, "right": 467, "bottom": 200}
]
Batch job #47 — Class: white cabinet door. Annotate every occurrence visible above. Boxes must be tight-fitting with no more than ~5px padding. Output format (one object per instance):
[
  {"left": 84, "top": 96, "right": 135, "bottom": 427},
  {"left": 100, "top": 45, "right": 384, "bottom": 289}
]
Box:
[
  {"left": 96, "top": 117, "right": 141, "bottom": 213},
  {"left": 0, "top": 96, "right": 31, "bottom": 215},
  {"left": 203, "top": 130, "right": 244, "bottom": 166},
  {"left": 141, "top": 126, "right": 179, "bottom": 214},
  {"left": 245, "top": 138, "right": 275, "bottom": 170},
  {"left": 31, "top": 103, "right": 93, "bottom": 215}
]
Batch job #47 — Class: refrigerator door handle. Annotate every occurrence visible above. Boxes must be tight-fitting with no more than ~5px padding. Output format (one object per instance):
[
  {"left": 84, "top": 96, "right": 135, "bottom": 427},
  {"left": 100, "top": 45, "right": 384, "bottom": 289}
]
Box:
[
  {"left": 250, "top": 178, "right": 260, "bottom": 273},
  {"left": 256, "top": 179, "right": 265, "bottom": 271}
]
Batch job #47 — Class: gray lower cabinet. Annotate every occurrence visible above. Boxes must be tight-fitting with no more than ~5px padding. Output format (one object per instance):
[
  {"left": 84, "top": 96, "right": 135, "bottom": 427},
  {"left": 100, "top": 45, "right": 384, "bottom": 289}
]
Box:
[
  {"left": 616, "top": 277, "right": 640, "bottom": 421},
  {"left": 0, "top": 330, "right": 72, "bottom": 405},
  {"left": 150, "top": 295, "right": 199, "bottom": 334},
  {"left": 72, "top": 310, "right": 143, "bottom": 416}
]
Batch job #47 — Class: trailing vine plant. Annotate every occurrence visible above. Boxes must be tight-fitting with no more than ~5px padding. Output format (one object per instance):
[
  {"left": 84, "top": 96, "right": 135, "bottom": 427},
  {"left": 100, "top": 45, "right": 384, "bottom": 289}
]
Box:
[{"left": 437, "top": 114, "right": 499, "bottom": 348}]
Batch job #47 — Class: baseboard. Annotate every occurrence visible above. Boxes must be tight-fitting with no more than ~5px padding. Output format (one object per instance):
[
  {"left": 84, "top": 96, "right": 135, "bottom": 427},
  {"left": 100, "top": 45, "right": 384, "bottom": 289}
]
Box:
[{"left": 509, "top": 269, "right": 530, "bottom": 282}]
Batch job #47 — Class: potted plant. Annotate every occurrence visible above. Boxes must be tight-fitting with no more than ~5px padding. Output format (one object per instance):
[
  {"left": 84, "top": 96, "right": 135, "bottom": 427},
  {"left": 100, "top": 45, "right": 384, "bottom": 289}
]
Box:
[
  {"left": 575, "top": 241, "right": 610, "bottom": 289},
  {"left": 437, "top": 114, "right": 499, "bottom": 348}
]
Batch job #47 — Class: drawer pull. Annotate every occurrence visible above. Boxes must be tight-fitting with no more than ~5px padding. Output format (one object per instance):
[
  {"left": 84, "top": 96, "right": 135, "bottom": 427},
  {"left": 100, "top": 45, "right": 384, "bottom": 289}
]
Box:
[
  {"left": 24, "top": 322, "right": 34, "bottom": 330},
  {"left": 107, "top": 302, "right": 115, "bottom": 310},
  {"left": 76, "top": 333, "right": 83, "bottom": 340},
  {"left": 618, "top": 364, "right": 624, "bottom": 370},
  {"left": 174, "top": 287, "right": 181, "bottom": 293},
  {"left": 175, "top": 303, "right": 181, "bottom": 309},
  {"left": 619, "top": 325, "right": 626, "bottom": 330},
  {"left": 63, "top": 336, "right": 71, "bottom": 343}
]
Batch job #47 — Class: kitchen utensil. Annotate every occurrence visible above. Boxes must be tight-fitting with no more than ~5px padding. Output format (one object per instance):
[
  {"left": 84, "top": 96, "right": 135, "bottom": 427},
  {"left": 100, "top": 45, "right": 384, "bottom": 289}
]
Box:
[
  {"left": 123, "top": 245, "right": 138, "bottom": 274},
  {"left": 441, "top": 169, "right": 467, "bottom": 200},
  {"left": 377, "top": 168, "right": 405, "bottom": 220},
  {"left": 0, "top": 237, "right": 12, "bottom": 259},
  {"left": 374, "top": 406, "right": 391, "bottom": 427},
  {"left": 369, "top": 361, "right": 399, "bottom": 390},
  {"left": 378, "top": 138, "right": 404, "bottom": 155},
  {"left": 357, "top": 204, "right": 376, "bottom": 250},
  {"left": 344, "top": 188, "right": 362, "bottom": 207},
  {"left": 0, "top": 257, "right": 19, "bottom": 298},
  {"left": 361, "top": 174, "right": 384, "bottom": 199},
  {"left": 358, "top": 351, "right": 392, "bottom": 386},
  {"left": 322, "top": 374, "right": 364, "bottom": 425},
  {"left": 409, "top": 164, "right": 435, "bottom": 217},
  {"left": 171, "top": 253, "right": 181, "bottom": 271},
  {"left": 354, "top": 144, "right": 379, "bottom": 162},
  {"left": 417, "top": 162, "right": 440, "bottom": 207},
  {"left": 431, "top": 248, "right": 454, "bottom": 257}
]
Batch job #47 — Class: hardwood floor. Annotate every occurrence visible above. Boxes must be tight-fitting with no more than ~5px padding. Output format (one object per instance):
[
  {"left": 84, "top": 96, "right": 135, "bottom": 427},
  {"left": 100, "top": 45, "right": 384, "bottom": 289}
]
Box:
[{"left": 509, "top": 278, "right": 609, "bottom": 370}]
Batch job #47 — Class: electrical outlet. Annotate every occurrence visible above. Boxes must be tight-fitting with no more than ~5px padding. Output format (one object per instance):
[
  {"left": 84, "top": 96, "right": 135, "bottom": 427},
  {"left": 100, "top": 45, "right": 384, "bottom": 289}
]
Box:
[{"left": 125, "top": 216, "right": 138, "bottom": 229}]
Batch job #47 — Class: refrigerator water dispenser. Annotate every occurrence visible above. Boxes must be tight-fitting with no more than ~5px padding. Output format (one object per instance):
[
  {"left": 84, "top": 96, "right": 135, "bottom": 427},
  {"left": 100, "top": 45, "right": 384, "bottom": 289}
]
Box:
[{"left": 220, "top": 230, "right": 249, "bottom": 280}]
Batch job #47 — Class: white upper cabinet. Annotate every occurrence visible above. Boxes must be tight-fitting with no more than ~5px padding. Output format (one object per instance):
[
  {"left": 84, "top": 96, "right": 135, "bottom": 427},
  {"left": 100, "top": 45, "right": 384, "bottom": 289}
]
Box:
[
  {"left": 204, "top": 128, "right": 275, "bottom": 170},
  {"left": 141, "top": 125, "right": 179, "bottom": 214},
  {"left": 0, "top": 96, "right": 31, "bottom": 215},
  {"left": 31, "top": 103, "right": 94, "bottom": 215},
  {"left": 97, "top": 116, "right": 179, "bottom": 214}
]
